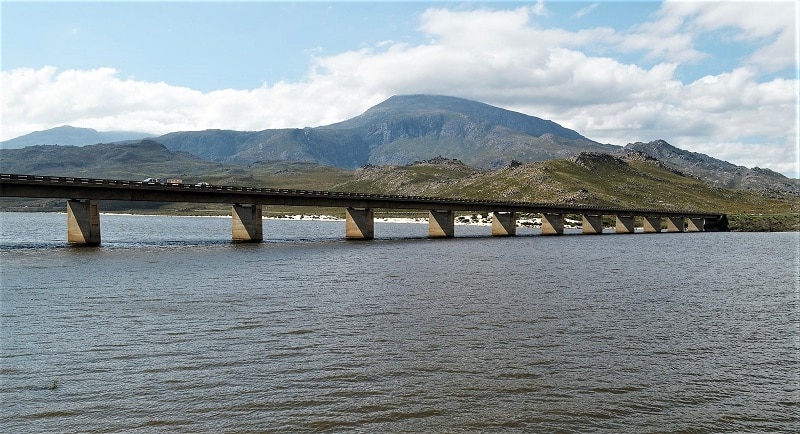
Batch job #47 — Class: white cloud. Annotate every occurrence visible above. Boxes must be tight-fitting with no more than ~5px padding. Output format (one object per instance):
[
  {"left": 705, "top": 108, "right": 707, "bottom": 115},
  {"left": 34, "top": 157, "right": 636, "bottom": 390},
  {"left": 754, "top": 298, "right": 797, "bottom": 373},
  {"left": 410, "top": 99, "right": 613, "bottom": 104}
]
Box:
[
  {"left": 1, "top": 4, "right": 797, "bottom": 177},
  {"left": 0, "top": 66, "right": 387, "bottom": 138},
  {"left": 530, "top": 0, "right": 549, "bottom": 17},
  {"left": 573, "top": 3, "right": 598, "bottom": 19},
  {"left": 636, "top": 0, "right": 796, "bottom": 71}
]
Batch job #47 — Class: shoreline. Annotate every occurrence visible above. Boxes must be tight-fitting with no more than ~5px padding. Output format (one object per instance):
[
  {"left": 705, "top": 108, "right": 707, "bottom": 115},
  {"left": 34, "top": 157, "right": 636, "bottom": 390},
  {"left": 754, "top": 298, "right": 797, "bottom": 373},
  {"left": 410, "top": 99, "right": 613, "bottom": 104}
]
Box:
[{"left": 13, "top": 210, "right": 554, "bottom": 227}]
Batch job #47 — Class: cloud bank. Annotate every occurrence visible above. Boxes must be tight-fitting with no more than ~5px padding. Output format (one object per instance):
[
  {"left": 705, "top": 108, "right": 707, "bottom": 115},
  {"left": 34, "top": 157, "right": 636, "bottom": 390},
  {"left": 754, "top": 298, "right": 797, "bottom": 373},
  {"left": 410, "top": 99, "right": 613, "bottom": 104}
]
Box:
[{"left": 1, "top": 2, "right": 797, "bottom": 177}]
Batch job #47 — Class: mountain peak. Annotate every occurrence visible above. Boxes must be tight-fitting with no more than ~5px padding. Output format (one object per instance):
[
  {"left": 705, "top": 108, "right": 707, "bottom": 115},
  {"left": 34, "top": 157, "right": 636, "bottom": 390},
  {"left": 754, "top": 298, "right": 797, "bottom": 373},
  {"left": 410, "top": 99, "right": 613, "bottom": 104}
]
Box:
[
  {"left": 368, "top": 94, "right": 495, "bottom": 113},
  {"left": 329, "top": 94, "right": 593, "bottom": 143}
]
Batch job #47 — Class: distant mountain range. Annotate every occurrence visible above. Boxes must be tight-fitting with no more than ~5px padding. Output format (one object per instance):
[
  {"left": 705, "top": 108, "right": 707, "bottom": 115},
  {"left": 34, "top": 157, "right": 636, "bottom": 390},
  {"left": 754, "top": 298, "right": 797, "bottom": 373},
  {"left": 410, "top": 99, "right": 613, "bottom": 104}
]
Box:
[
  {"left": 1, "top": 95, "right": 797, "bottom": 197},
  {"left": 0, "top": 125, "right": 152, "bottom": 149}
]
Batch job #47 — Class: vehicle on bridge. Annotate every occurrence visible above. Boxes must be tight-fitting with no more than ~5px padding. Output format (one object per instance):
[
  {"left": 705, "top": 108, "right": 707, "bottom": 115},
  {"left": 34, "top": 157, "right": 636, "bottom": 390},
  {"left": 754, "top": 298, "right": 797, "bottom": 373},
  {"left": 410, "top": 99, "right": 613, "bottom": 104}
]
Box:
[{"left": 143, "top": 178, "right": 183, "bottom": 184}]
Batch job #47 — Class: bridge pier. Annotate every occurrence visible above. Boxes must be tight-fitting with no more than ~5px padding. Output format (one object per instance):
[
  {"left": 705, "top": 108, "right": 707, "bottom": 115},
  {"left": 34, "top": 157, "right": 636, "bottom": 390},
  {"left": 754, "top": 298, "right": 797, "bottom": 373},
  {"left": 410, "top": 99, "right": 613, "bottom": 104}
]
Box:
[
  {"left": 232, "top": 204, "right": 263, "bottom": 242},
  {"left": 615, "top": 215, "right": 636, "bottom": 234},
  {"left": 428, "top": 210, "right": 455, "bottom": 238},
  {"left": 687, "top": 217, "right": 705, "bottom": 232},
  {"left": 582, "top": 214, "right": 603, "bottom": 234},
  {"left": 541, "top": 213, "right": 564, "bottom": 235},
  {"left": 67, "top": 199, "right": 101, "bottom": 246},
  {"left": 491, "top": 212, "right": 517, "bottom": 236},
  {"left": 666, "top": 217, "right": 685, "bottom": 233},
  {"left": 643, "top": 216, "right": 662, "bottom": 233},
  {"left": 346, "top": 207, "right": 374, "bottom": 240}
]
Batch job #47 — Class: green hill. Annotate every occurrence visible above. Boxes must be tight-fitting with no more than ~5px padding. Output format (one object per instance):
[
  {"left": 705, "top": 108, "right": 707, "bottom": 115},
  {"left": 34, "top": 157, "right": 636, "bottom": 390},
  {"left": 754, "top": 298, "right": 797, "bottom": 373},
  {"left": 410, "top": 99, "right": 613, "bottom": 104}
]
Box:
[{"left": 333, "top": 153, "right": 796, "bottom": 216}]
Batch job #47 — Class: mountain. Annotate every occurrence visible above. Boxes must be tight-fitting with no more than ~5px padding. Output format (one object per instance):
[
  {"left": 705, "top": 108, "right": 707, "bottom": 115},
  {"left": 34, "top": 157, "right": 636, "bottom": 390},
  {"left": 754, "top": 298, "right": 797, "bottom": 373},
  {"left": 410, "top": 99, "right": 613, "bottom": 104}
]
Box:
[
  {"left": 327, "top": 95, "right": 589, "bottom": 139},
  {"left": 623, "top": 140, "right": 800, "bottom": 196},
  {"left": 151, "top": 94, "right": 618, "bottom": 168},
  {"left": 0, "top": 125, "right": 153, "bottom": 149}
]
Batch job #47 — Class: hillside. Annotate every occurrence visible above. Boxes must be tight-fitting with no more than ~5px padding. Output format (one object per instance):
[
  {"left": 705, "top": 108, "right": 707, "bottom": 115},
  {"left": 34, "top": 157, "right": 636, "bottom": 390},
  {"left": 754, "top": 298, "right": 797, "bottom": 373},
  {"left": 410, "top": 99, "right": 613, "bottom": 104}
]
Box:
[
  {"left": 155, "top": 128, "right": 369, "bottom": 168},
  {"left": 0, "top": 140, "right": 223, "bottom": 180},
  {"left": 334, "top": 153, "right": 795, "bottom": 215},
  {"left": 0, "top": 125, "right": 152, "bottom": 149}
]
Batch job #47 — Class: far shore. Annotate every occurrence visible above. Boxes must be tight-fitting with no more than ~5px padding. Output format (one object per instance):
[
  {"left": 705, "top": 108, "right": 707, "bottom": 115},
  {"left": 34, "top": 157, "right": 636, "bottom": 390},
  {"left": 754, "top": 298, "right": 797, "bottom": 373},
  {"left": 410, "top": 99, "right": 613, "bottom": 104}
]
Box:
[{"left": 37, "top": 210, "right": 569, "bottom": 228}]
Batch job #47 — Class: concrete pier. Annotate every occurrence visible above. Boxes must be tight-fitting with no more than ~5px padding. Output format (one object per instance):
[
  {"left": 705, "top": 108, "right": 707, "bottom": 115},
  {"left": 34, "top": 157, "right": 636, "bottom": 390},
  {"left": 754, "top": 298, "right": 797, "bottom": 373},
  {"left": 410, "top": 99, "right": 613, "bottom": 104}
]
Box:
[
  {"left": 346, "top": 207, "right": 374, "bottom": 240},
  {"left": 541, "top": 213, "right": 564, "bottom": 235},
  {"left": 643, "top": 216, "right": 662, "bottom": 233},
  {"left": 615, "top": 215, "right": 636, "bottom": 234},
  {"left": 687, "top": 217, "right": 705, "bottom": 232},
  {"left": 232, "top": 204, "right": 263, "bottom": 242},
  {"left": 67, "top": 199, "right": 100, "bottom": 246},
  {"left": 666, "top": 217, "right": 685, "bottom": 232},
  {"left": 582, "top": 214, "right": 603, "bottom": 234},
  {"left": 491, "top": 212, "right": 517, "bottom": 236},
  {"left": 428, "top": 210, "right": 455, "bottom": 238}
]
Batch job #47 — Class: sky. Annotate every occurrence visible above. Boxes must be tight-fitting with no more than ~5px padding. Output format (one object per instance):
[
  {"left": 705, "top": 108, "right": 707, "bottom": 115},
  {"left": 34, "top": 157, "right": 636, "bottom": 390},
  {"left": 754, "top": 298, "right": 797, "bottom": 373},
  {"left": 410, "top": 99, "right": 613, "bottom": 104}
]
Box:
[{"left": 1, "top": 1, "right": 798, "bottom": 177}]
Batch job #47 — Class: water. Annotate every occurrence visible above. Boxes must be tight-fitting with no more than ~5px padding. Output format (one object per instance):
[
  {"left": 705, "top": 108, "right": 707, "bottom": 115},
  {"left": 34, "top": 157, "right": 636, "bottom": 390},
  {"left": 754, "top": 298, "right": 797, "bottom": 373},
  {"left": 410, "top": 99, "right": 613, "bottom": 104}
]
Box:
[{"left": 1, "top": 212, "right": 798, "bottom": 432}]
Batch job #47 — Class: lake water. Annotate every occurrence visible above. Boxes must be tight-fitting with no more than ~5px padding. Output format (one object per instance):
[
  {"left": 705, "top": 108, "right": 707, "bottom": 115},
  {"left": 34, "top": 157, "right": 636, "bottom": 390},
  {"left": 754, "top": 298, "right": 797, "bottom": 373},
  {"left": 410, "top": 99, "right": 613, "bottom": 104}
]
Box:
[{"left": 1, "top": 212, "right": 798, "bottom": 432}]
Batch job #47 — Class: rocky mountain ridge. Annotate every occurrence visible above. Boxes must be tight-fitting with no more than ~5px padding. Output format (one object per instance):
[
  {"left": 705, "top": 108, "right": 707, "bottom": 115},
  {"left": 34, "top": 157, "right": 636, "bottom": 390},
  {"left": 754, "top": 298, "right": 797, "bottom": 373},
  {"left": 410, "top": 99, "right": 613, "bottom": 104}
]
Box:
[{"left": 622, "top": 140, "right": 799, "bottom": 196}]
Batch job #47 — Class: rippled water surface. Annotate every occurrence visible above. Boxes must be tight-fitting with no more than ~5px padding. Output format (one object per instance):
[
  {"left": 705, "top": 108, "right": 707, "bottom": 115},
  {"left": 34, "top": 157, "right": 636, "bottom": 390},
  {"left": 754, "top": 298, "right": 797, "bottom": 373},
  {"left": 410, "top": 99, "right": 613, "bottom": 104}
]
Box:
[{"left": 1, "top": 212, "right": 798, "bottom": 432}]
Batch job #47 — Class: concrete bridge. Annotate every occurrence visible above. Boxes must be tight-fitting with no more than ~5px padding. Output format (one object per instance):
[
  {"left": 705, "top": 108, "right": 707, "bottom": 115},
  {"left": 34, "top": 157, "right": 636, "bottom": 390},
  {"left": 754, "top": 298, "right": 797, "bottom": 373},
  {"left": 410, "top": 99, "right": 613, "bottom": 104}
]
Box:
[{"left": 0, "top": 174, "right": 727, "bottom": 246}]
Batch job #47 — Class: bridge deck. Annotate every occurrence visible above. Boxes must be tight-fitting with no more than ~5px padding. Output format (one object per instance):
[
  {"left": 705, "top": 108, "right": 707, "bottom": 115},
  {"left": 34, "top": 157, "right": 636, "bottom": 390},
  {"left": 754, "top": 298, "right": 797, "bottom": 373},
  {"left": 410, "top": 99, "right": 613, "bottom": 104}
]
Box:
[{"left": 0, "top": 174, "right": 723, "bottom": 219}]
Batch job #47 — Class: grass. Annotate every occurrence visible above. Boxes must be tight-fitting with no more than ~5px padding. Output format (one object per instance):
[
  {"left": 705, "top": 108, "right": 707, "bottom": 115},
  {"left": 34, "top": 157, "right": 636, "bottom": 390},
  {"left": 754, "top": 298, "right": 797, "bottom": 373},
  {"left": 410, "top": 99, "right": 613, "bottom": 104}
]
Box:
[{"left": 727, "top": 213, "right": 800, "bottom": 232}]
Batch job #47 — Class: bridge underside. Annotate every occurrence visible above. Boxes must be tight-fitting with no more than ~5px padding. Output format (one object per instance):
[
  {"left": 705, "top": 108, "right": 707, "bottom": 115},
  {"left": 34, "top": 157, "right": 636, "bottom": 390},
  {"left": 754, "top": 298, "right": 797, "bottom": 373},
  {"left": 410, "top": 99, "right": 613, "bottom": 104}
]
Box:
[{"left": 58, "top": 201, "right": 726, "bottom": 246}]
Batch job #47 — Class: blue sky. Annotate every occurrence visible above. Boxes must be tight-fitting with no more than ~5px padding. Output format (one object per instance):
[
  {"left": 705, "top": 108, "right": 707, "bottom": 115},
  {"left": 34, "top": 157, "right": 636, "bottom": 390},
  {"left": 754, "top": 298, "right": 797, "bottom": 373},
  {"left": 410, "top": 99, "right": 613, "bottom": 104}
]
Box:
[
  {"left": 3, "top": 2, "right": 431, "bottom": 91},
  {"left": 2, "top": 1, "right": 798, "bottom": 177}
]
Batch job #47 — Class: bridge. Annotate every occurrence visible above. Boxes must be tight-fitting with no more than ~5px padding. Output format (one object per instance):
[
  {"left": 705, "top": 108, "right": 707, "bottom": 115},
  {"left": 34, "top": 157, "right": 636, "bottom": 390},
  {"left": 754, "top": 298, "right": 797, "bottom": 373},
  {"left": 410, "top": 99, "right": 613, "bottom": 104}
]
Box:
[{"left": 0, "top": 174, "right": 727, "bottom": 246}]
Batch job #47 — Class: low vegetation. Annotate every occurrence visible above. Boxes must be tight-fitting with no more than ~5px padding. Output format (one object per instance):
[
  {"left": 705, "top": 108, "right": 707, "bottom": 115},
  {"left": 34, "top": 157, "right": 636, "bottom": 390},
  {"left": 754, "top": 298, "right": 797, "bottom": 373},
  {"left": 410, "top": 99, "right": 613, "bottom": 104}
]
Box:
[{"left": 727, "top": 214, "right": 800, "bottom": 232}]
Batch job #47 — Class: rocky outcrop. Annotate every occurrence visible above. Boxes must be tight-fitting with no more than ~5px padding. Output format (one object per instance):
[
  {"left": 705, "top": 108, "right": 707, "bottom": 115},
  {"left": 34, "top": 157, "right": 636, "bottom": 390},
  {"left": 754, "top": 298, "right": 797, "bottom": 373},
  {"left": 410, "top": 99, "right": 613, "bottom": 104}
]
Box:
[{"left": 623, "top": 140, "right": 799, "bottom": 196}]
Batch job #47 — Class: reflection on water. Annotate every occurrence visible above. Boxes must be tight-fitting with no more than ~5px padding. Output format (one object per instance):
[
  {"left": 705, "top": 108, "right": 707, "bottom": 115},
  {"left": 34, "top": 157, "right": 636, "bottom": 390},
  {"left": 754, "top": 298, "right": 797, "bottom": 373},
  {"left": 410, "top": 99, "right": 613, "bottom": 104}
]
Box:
[{"left": 1, "top": 213, "right": 798, "bottom": 432}]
